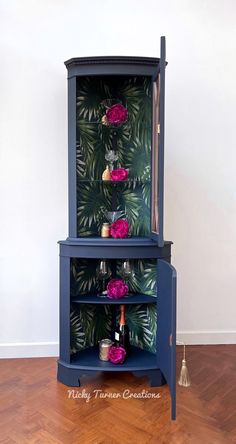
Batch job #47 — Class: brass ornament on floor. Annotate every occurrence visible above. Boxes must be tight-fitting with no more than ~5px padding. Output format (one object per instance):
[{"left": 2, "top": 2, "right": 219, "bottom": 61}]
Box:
[{"left": 177, "top": 341, "right": 191, "bottom": 387}]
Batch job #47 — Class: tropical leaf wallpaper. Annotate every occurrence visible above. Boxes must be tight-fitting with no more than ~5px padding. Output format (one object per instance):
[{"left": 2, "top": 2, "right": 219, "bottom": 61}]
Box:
[
  {"left": 71, "top": 76, "right": 157, "bottom": 357},
  {"left": 76, "top": 75, "right": 152, "bottom": 237},
  {"left": 70, "top": 258, "right": 157, "bottom": 354}
]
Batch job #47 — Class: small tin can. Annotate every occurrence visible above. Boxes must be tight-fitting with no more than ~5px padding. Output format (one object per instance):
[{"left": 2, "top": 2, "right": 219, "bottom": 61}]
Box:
[
  {"left": 99, "top": 339, "right": 113, "bottom": 361},
  {"left": 101, "top": 223, "right": 110, "bottom": 238}
]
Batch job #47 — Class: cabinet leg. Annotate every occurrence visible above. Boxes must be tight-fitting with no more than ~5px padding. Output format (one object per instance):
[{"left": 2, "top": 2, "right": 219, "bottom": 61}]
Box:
[
  {"left": 132, "top": 370, "right": 166, "bottom": 387},
  {"left": 148, "top": 370, "right": 166, "bottom": 387},
  {"left": 57, "top": 362, "right": 81, "bottom": 387},
  {"left": 171, "top": 391, "right": 176, "bottom": 420}
]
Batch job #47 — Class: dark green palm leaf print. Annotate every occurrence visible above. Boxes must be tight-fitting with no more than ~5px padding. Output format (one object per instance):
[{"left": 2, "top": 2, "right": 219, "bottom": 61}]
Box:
[
  {"left": 70, "top": 259, "right": 157, "bottom": 353},
  {"left": 70, "top": 309, "right": 85, "bottom": 354},
  {"left": 76, "top": 75, "right": 151, "bottom": 237},
  {"left": 70, "top": 75, "right": 156, "bottom": 355}
]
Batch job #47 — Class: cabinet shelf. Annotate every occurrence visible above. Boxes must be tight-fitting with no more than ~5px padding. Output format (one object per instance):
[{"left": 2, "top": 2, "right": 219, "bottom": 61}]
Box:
[
  {"left": 77, "top": 179, "right": 151, "bottom": 184},
  {"left": 70, "top": 346, "right": 157, "bottom": 371},
  {"left": 77, "top": 120, "right": 152, "bottom": 129},
  {"left": 60, "top": 237, "right": 168, "bottom": 246},
  {"left": 71, "top": 294, "right": 156, "bottom": 305}
]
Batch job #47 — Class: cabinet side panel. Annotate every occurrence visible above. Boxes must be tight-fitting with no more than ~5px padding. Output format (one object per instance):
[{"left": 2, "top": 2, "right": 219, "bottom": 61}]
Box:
[
  {"left": 59, "top": 256, "right": 71, "bottom": 362},
  {"left": 68, "top": 77, "right": 77, "bottom": 237}
]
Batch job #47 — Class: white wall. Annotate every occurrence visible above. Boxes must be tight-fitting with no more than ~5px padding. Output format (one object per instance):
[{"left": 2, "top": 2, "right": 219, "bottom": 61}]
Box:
[{"left": 0, "top": 0, "right": 236, "bottom": 358}]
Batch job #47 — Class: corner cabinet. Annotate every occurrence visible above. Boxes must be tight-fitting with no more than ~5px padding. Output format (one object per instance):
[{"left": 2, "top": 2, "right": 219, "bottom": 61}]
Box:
[{"left": 57, "top": 36, "right": 177, "bottom": 420}]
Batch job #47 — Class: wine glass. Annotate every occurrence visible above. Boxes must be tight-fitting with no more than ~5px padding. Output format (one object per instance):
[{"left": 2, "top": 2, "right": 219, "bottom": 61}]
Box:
[
  {"left": 96, "top": 260, "right": 112, "bottom": 296},
  {"left": 120, "top": 260, "right": 134, "bottom": 282},
  {"left": 106, "top": 211, "right": 124, "bottom": 224}
]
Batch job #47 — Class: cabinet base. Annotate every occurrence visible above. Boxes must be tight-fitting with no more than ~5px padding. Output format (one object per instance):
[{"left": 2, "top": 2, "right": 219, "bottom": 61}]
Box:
[{"left": 57, "top": 361, "right": 166, "bottom": 388}]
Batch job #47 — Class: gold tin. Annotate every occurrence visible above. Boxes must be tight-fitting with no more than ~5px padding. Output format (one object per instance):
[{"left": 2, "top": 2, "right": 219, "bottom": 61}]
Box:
[
  {"left": 99, "top": 339, "right": 113, "bottom": 361},
  {"left": 101, "top": 223, "right": 110, "bottom": 238}
]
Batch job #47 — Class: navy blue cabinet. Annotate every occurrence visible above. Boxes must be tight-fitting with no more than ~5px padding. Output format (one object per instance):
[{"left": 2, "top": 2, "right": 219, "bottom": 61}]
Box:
[{"left": 57, "top": 36, "right": 177, "bottom": 420}]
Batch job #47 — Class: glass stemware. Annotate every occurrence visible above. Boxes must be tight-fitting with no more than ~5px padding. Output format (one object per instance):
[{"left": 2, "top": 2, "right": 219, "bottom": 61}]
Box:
[
  {"left": 96, "top": 260, "right": 112, "bottom": 296},
  {"left": 106, "top": 211, "right": 124, "bottom": 224},
  {"left": 120, "top": 260, "right": 134, "bottom": 281},
  {"left": 105, "top": 150, "right": 118, "bottom": 170}
]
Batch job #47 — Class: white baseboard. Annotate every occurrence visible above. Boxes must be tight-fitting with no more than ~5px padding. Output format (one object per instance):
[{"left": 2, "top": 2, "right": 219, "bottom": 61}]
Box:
[
  {"left": 177, "top": 330, "right": 236, "bottom": 345},
  {"left": 0, "top": 342, "right": 59, "bottom": 359},
  {"left": 0, "top": 332, "right": 235, "bottom": 359}
]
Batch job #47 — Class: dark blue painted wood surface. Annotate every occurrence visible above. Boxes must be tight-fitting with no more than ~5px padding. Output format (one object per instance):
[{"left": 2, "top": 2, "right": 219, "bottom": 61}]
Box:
[
  {"left": 65, "top": 56, "right": 160, "bottom": 79},
  {"left": 59, "top": 256, "right": 70, "bottom": 363},
  {"left": 71, "top": 294, "right": 157, "bottom": 305},
  {"left": 69, "top": 345, "right": 157, "bottom": 371},
  {"left": 157, "top": 259, "right": 177, "bottom": 420},
  {"left": 60, "top": 237, "right": 172, "bottom": 246},
  {"left": 68, "top": 77, "right": 77, "bottom": 238},
  {"left": 59, "top": 238, "right": 172, "bottom": 260}
]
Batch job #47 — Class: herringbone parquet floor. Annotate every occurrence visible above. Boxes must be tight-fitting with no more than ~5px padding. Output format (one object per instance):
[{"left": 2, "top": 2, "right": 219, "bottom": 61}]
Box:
[{"left": 0, "top": 345, "right": 235, "bottom": 444}]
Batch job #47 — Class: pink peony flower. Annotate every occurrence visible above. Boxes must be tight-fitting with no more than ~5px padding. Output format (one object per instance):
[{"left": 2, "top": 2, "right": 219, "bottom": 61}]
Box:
[
  {"left": 107, "top": 278, "right": 129, "bottom": 299},
  {"left": 111, "top": 168, "right": 129, "bottom": 181},
  {"left": 110, "top": 219, "right": 129, "bottom": 239},
  {"left": 106, "top": 103, "right": 128, "bottom": 125},
  {"left": 108, "top": 346, "right": 126, "bottom": 364}
]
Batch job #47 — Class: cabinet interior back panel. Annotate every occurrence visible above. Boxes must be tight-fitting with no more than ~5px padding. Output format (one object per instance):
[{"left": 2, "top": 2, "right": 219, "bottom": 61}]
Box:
[
  {"left": 76, "top": 76, "right": 152, "bottom": 237},
  {"left": 70, "top": 258, "right": 157, "bottom": 355}
]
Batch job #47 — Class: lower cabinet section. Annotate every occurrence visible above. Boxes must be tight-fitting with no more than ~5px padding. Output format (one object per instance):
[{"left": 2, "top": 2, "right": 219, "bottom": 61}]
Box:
[{"left": 58, "top": 247, "right": 176, "bottom": 420}]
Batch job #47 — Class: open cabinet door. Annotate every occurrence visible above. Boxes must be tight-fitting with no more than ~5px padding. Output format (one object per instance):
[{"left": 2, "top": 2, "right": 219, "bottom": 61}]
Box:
[
  {"left": 157, "top": 259, "right": 177, "bottom": 420},
  {"left": 151, "top": 36, "right": 166, "bottom": 246}
]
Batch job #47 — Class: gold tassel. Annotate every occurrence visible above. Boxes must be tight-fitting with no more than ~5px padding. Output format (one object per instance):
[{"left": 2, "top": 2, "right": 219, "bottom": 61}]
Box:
[{"left": 177, "top": 341, "right": 191, "bottom": 387}]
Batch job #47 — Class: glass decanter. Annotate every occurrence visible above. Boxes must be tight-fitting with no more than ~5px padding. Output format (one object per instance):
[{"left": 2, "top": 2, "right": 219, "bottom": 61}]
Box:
[{"left": 105, "top": 150, "right": 119, "bottom": 171}]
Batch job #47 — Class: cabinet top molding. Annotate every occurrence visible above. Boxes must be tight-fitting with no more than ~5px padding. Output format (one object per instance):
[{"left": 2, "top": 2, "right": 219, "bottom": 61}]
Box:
[
  {"left": 64, "top": 56, "right": 166, "bottom": 78},
  {"left": 64, "top": 56, "right": 160, "bottom": 68}
]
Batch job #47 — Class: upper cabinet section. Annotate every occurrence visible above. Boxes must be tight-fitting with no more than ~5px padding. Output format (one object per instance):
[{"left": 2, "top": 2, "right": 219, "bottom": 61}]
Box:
[{"left": 66, "top": 38, "right": 166, "bottom": 246}]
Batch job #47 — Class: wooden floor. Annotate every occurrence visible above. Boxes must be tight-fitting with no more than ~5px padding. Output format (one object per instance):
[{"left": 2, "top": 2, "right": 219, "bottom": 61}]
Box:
[{"left": 0, "top": 345, "right": 236, "bottom": 444}]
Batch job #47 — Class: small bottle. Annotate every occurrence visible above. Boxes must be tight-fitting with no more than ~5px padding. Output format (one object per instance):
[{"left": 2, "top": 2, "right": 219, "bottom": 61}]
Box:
[
  {"left": 115, "top": 305, "right": 130, "bottom": 357},
  {"left": 101, "top": 223, "right": 110, "bottom": 238},
  {"left": 102, "top": 165, "right": 111, "bottom": 181}
]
